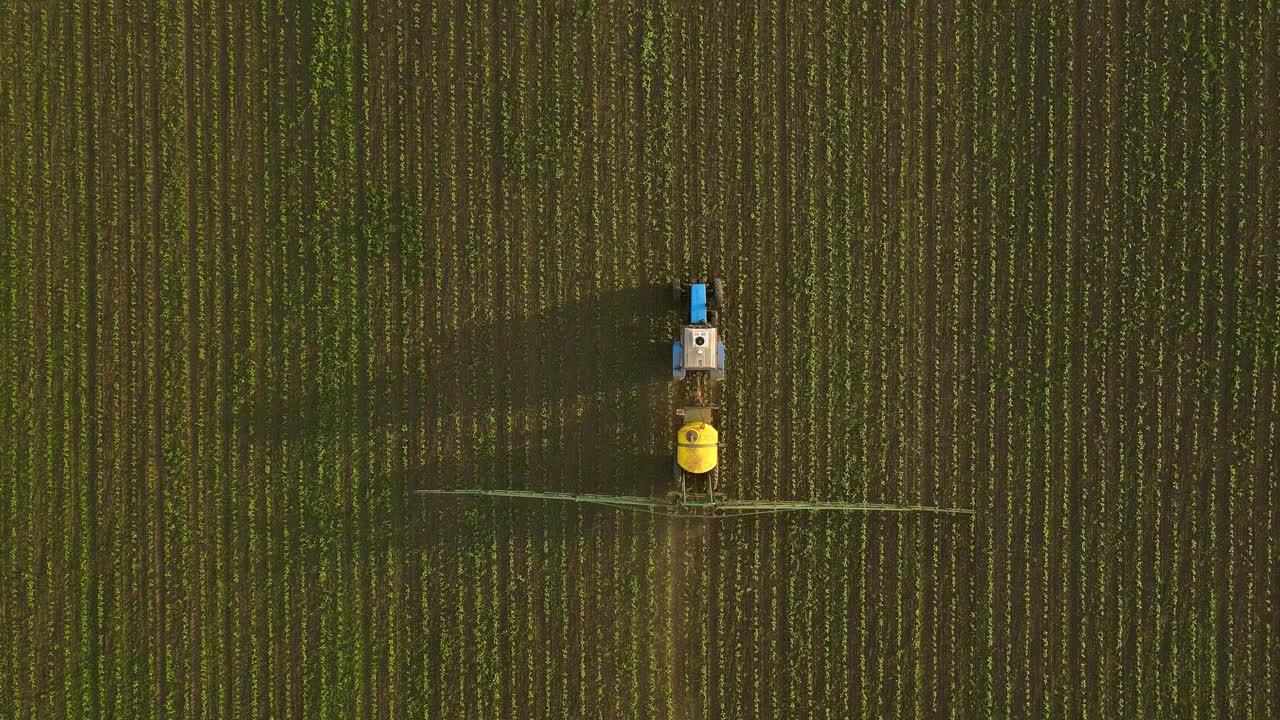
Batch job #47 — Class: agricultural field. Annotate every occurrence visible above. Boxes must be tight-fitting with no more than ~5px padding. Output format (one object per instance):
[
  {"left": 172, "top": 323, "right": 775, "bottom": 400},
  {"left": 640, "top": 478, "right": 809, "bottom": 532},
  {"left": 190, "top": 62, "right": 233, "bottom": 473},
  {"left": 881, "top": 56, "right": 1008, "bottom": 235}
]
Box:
[{"left": 2, "top": 0, "right": 1277, "bottom": 717}]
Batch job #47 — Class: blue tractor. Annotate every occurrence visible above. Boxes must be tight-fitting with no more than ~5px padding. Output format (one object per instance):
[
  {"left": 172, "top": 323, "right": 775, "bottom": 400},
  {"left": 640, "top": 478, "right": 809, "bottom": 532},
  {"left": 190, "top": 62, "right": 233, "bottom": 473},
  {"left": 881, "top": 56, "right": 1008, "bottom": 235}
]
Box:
[{"left": 672, "top": 279, "right": 726, "bottom": 381}]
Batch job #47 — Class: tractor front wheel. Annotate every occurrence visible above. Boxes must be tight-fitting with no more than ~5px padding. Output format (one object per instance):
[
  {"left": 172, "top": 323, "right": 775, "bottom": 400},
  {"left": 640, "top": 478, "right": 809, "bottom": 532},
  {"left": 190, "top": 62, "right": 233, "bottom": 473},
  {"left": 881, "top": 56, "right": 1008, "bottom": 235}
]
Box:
[
  {"left": 711, "top": 278, "right": 727, "bottom": 309},
  {"left": 672, "top": 280, "right": 685, "bottom": 305}
]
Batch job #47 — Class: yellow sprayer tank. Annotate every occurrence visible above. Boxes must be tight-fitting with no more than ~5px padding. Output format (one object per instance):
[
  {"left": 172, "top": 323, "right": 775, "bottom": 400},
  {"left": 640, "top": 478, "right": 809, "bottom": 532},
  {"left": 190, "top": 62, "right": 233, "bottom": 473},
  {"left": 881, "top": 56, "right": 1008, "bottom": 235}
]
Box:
[{"left": 676, "top": 422, "right": 719, "bottom": 474}]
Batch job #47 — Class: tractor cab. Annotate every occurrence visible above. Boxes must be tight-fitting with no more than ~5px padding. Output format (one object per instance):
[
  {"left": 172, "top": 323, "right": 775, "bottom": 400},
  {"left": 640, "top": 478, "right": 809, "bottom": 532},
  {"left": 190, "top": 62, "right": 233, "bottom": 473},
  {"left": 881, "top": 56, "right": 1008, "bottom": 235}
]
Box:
[{"left": 672, "top": 280, "right": 727, "bottom": 380}]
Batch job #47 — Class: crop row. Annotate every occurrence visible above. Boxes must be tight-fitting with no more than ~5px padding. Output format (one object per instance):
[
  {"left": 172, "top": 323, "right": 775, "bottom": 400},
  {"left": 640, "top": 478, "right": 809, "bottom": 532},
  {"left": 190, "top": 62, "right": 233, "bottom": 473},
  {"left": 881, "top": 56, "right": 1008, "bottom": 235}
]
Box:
[{"left": 2, "top": 0, "right": 1275, "bottom": 718}]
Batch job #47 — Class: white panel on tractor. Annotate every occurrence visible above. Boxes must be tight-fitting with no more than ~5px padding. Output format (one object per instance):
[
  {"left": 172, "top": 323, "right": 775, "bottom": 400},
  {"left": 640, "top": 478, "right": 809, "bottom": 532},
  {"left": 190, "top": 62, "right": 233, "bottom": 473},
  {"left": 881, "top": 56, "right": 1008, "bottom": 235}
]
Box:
[{"left": 681, "top": 327, "right": 719, "bottom": 370}]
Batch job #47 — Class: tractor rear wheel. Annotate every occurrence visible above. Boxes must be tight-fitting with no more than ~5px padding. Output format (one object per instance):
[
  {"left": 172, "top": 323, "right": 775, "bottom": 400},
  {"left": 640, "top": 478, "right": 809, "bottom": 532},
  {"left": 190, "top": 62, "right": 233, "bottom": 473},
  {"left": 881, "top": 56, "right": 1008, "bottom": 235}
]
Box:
[{"left": 711, "top": 278, "right": 727, "bottom": 309}]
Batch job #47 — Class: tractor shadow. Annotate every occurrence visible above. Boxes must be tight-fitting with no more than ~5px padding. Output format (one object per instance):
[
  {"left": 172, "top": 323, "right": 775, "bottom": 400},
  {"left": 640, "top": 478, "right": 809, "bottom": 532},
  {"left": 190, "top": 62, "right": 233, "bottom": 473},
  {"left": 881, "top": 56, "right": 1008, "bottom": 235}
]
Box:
[
  {"left": 385, "top": 282, "right": 674, "bottom": 426},
  {"left": 263, "top": 282, "right": 681, "bottom": 499},
  {"left": 283, "top": 283, "right": 681, "bottom": 561},
  {"left": 267, "top": 283, "right": 674, "bottom": 429},
  {"left": 402, "top": 283, "right": 679, "bottom": 497}
]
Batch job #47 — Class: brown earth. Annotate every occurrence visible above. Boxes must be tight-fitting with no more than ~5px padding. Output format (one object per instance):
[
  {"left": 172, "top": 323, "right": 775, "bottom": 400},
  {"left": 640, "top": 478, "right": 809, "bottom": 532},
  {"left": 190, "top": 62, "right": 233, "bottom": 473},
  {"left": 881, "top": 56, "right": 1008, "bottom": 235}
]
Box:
[{"left": 2, "top": 1, "right": 1277, "bottom": 719}]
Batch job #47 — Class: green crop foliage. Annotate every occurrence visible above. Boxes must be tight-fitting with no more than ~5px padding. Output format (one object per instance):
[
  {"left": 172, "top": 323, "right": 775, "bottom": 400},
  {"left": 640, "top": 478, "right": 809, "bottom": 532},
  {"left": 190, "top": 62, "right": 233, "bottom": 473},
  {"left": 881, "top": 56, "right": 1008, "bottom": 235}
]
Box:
[{"left": 2, "top": 1, "right": 1277, "bottom": 718}]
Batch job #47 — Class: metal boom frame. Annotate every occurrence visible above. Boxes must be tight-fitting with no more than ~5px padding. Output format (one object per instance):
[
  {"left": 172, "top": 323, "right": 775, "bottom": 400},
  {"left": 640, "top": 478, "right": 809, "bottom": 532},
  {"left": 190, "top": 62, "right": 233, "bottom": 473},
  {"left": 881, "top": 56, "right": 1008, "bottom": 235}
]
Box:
[{"left": 415, "top": 489, "right": 974, "bottom": 517}]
